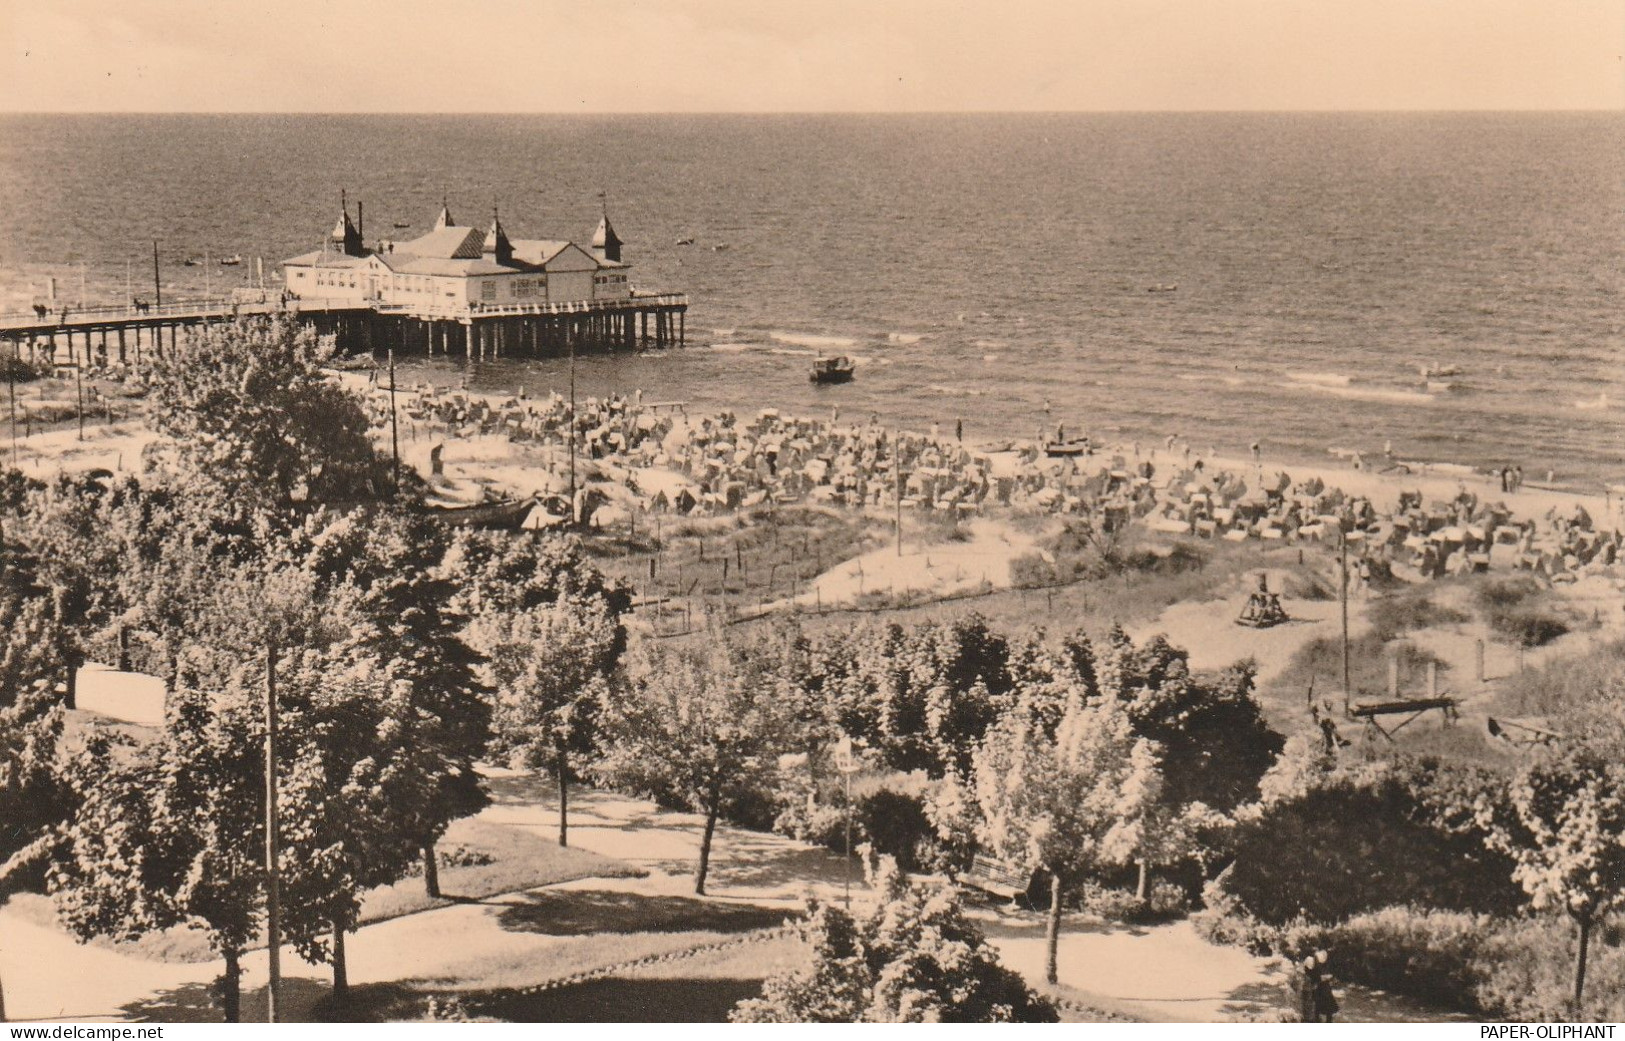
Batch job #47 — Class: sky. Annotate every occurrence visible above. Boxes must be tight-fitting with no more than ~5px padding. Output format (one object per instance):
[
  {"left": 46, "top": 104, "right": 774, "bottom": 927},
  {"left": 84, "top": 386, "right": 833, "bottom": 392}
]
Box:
[{"left": 1, "top": 0, "right": 1621, "bottom": 113}]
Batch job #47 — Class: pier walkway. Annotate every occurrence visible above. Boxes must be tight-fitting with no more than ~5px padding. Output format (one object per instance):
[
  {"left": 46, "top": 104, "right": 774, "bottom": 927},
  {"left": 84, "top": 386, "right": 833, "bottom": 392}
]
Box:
[{"left": 0, "top": 290, "right": 688, "bottom": 365}]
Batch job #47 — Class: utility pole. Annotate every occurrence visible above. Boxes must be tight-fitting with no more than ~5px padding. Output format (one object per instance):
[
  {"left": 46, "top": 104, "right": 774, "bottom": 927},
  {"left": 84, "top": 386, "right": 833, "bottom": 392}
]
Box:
[
  {"left": 388, "top": 349, "right": 400, "bottom": 498},
  {"left": 1339, "top": 530, "right": 1351, "bottom": 716},
  {"left": 568, "top": 335, "right": 578, "bottom": 527},
  {"left": 7, "top": 339, "right": 17, "bottom": 467},
  {"left": 264, "top": 642, "right": 282, "bottom": 1024},
  {"left": 74, "top": 362, "right": 84, "bottom": 442},
  {"left": 894, "top": 431, "right": 903, "bottom": 558},
  {"left": 152, "top": 241, "right": 162, "bottom": 307}
]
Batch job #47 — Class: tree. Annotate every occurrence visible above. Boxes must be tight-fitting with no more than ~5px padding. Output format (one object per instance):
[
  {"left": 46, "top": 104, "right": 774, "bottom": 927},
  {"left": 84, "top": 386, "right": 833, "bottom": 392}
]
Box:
[
  {"left": 973, "top": 687, "right": 1160, "bottom": 984},
  {"left": 143, "top": 316, "right": 388, "bottom": 509},
  {"left": 472, "top": 592, "right": 618, "bottom": 846},
  {"left": 51, "top": 681, "right": 267, "bottom": 1022},
  {"left": 1091, "top": 628, "right": 1281, "bottom": 813},
  {"left": 733, "top": 858, "right": 1056, "bottom": 1023},
  {"left": 597, "top": 640, "right": 783, "bottom": 895},
  {"left": 0, "top": 590, "right": 66, "bottom": 1025},
  {"left": 1085, "top": 628, "right": 1283, "bottom": 892},
  {"left": 1481, "top": 737, "right": 1625, "bottom": 1015},
  {"left": 818, "top": 616, "right": 1021, "bottom": 778},
  {"left": 286, "top": 507, "right": 492, "bottom": 895},
  {"left": 269, "top": 653, "right": 439, "bottom": 999}
]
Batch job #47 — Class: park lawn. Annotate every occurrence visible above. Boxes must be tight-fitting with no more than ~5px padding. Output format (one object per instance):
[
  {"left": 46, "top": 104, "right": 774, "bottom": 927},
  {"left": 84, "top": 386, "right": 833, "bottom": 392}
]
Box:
[{"left": 10, "top": 815, "right": 642, "bottom": 964}]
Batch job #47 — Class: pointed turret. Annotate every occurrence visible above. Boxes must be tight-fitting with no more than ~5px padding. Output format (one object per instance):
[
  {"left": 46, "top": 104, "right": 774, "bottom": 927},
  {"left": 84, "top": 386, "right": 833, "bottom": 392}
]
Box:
[
  {"left": 434, "top": 195, "right": 455, "bottom": 230},
  {"left": 483, "top": 207, "right": 513, "bottom": 265},
  {"left": 330, "top": 190, "right": 364, "bottom": 256},
  {"left": 591, "top": 206, "right": 623, "bottom": 264}
]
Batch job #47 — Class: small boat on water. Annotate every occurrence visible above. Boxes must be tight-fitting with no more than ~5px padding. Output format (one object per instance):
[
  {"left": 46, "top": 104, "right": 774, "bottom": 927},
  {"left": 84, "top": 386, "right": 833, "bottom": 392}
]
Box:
[
  {"left": 712, "top": 243, "right": 731, "bottom": 252},
  {"left": 1147, "top": 283, "right": 1178, "bottom": 293},
  {"left": 393, "top": 220, "right": 412, "bottom": 229},
  {"left": 809, "top": 356, "right": 855, "bottom": 385},
  {"left": 675, "top": 237, "right": 695, "bottom": 246},
  {"left": 1418, "top": 363, "right": 1464, "bottom": 379},
  {"left": 219, "top": 254, "right": 243, "bottom": 266},
  {"left": 183, "top": 256, "right": 202, "bottom": 267}
]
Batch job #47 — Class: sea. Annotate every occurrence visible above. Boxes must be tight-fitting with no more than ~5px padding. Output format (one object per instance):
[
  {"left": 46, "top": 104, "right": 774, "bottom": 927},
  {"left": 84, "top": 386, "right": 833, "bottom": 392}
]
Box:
[{"left": 1, "top": 113, "right": 1620, "bottom": 486}]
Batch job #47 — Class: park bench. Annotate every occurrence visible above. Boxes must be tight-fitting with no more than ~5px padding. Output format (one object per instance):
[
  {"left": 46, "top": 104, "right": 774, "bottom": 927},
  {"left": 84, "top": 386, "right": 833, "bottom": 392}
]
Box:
[
  {"left": 1486, "top": 716, "right": 1563, "bottom": 748},
  {"left": 1349, "top": 696, "right": 1459, "bottom": 741},
  {"left": 961, "top": 854, "right": 1041, "bottom": 908}
]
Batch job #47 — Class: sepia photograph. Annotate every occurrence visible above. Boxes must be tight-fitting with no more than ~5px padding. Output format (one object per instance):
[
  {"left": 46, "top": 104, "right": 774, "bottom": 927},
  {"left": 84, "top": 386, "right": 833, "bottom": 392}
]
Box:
[{"left": 0, "top": 0, "right": 1622, "bottom": 1028}]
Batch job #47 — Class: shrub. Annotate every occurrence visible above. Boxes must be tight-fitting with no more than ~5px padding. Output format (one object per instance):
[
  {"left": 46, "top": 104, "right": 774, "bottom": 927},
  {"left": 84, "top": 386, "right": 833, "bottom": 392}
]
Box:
[
  {"left": 1475, "top": 575, "right": 1544, "bottom": 611},
  {"left": 733, "top": 858, "right": 1057, "bottom": 1023},
  {"left": 1489, "top": 606, "right": 1569, "bottom": 649},
  {"left": 1477, "top": 913, "right": 1625, "bottom": 1021},
  {"left": 855, "top": 789, "right": 937, "bottom": 874},
  {"left": 1368, "top": 592, "right": 1470, "bottom": 642},
  {"left": 1220, "top": 756, "right": 1524, "bottom": 926},
  {"left": 1198, "top": 902, "right": 1625, "bottom": 1021},
  {"left": 1080, "top": 885, "right": 1145, "bottom": 923},
  {"left": 1080, "top": 881, "right": 1189, "bottom": 924},
  {"left": 1280, "top": 907, "right": 1493, "bottom": 1009},
  {"left": 1009, "top": 552, "right": 1064, "bottom": 589},
  {"left": 1495, "top": 641, "right": 1625, "bottom": 718},
  {"left": 781, "top": 784, "right": 945, "bottom": 874},
  {"left": 1120, "top": 540, "right": 1206, "bottom": 576},
  {"left": 1475, "top": 575, "right": 1570, "bottom": 648}
]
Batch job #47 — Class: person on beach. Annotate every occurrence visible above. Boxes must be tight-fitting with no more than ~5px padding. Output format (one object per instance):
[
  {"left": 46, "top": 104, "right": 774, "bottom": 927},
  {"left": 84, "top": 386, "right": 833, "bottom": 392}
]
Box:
[{"left": 956, "top": 418, "right": 963, "bottom": 443}]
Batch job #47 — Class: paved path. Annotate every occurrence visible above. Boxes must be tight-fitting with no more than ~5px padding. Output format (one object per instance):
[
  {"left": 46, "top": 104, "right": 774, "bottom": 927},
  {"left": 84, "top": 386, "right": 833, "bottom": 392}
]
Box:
[
  {"left": 0, "top": 779, "right": 847, "bottom": 1023},
  {"left": 2, "top": 772, "right": 1470, "bottom": 1023}
]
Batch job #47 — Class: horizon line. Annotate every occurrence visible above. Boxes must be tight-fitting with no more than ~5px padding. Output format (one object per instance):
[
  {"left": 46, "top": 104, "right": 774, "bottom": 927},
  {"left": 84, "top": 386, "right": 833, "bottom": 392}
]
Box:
[{"left": 2, "top": 107, "right": 1621, "bottom": 117}]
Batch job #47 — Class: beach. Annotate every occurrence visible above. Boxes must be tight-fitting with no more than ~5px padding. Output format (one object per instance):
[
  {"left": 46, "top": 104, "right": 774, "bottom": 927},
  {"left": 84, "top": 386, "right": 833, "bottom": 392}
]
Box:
[{"left": 11, "top": 365, "right": 1618, "bottom": 619}]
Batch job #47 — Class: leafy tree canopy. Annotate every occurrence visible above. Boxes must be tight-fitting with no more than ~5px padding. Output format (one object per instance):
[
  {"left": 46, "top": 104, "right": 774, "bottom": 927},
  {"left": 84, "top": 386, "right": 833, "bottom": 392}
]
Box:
[{"left": 733, "top": 858, "right": 1057, "bottom": 1023}]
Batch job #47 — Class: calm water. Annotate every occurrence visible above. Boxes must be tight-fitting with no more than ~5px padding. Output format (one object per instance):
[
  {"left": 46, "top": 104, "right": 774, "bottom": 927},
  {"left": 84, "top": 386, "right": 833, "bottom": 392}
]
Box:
[{"left": 1, "top": 113, "right": 1620, "bottom": 484}]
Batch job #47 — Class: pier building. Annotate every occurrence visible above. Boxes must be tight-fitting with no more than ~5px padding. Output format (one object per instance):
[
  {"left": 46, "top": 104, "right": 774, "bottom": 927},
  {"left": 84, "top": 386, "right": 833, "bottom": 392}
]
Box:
[{"left": 0, "top": 196, "right": 686, "bottom": 368}]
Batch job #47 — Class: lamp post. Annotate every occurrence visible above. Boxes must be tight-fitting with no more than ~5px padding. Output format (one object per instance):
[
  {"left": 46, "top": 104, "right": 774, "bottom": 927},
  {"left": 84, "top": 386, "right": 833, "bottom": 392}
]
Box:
[
  {"left": 834, "top": 736, "right": 860, "bottom": 908},
  {"left": 1339, "top": 527, "right": 1351, "bottom": 716},
  {"left": 264, "top": 642, "right": 282, "bottom": 1023}
]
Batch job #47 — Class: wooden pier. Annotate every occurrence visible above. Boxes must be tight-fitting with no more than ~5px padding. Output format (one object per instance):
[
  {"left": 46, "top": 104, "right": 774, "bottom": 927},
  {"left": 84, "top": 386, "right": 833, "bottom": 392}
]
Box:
[{"left": 0, "top": 292, "right": 688, "bottom": 367}]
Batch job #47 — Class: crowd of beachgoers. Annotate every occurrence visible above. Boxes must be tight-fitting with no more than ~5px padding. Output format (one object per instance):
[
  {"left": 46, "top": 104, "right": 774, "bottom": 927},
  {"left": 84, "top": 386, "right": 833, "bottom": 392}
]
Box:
[{"left": 373, "top": 380, "right": 1625, "bottom": 584}]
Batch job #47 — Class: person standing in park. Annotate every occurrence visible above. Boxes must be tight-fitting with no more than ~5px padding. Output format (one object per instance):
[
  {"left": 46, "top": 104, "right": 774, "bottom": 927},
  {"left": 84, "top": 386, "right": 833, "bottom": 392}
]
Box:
[
  {"left": 1297, "top": 956, "right": 1321, "bottom": 1022},
  {"left": 1312, "top": 950, "right": 1339, "bottom": 1022}
]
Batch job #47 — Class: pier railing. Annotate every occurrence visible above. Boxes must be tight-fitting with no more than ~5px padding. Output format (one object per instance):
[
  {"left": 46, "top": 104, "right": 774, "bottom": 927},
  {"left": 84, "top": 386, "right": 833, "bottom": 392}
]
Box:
[
  {"left": 0, "top": 296, "right": 368, "bottom": 330},
  {"left": 373, "top": 293, "right": 688, "bottom": 321},
  {"left": 0, "top": 293, "right": 683, "bottom": 333}
]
